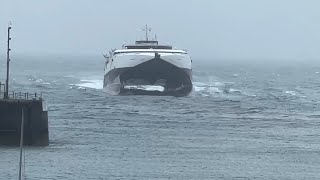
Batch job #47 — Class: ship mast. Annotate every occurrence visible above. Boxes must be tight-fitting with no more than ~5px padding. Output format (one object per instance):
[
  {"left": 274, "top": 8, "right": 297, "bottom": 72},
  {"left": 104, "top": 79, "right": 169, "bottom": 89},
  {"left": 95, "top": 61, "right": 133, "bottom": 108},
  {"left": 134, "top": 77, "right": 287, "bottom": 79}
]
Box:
[{"left": 142, "top": 24, "right": 151, "bottom": 41}]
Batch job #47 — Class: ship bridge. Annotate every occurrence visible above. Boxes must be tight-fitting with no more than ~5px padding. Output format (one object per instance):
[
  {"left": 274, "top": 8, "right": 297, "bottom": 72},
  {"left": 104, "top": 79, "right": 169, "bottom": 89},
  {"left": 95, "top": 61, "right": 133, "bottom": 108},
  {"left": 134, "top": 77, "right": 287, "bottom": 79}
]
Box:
[{"left": 125, "top": 40, "right": 172, "bottom": 50}]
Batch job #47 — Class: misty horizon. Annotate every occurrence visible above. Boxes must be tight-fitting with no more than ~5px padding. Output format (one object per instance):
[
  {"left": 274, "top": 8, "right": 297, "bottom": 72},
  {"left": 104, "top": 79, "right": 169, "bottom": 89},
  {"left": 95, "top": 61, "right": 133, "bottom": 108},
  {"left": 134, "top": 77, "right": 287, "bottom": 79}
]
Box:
[{"left": 1, "top": 0, "right": 320, "bottom": 61}]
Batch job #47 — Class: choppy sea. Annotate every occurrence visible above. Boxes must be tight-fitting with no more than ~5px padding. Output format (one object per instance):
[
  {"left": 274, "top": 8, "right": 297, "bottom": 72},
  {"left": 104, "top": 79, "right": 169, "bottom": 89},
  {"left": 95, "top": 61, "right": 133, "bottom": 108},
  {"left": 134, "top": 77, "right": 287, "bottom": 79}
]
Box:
[{"left": 1, "top": 56, "right": 320, "bottom": 179}]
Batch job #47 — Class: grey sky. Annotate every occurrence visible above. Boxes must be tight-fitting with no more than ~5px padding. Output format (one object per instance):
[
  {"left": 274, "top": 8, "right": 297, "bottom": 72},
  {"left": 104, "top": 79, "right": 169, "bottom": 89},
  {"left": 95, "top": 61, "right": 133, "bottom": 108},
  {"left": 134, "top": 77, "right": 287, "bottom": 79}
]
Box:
[{"left": 1, "top": 0, "right": 320, "bottom": 60}]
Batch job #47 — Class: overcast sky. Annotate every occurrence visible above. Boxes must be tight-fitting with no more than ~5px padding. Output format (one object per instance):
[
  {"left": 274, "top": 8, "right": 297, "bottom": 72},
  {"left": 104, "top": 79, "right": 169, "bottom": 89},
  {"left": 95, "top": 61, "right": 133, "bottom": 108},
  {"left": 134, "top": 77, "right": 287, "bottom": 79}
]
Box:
[{"left": 1, "top": 0, "right": 320, "bottom": 60}]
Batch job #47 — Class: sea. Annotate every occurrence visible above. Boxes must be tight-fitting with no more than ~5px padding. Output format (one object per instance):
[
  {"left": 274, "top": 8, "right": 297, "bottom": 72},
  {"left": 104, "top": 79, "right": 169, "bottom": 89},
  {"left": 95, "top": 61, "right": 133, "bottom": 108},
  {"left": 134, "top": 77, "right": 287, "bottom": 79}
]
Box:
[{"left": 0, "top": 55, "right": 320, "bottom": 179}]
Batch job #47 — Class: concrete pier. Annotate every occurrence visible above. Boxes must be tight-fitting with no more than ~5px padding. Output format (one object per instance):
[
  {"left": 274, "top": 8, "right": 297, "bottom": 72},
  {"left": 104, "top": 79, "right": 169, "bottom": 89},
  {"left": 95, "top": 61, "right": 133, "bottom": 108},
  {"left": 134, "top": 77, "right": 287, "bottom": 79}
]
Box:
[
  {"left": 0, "top": 23, "right": 49, "bottom": 146},
  {"left": 0, "top": 93, "right": 49, "bottom": 146}
]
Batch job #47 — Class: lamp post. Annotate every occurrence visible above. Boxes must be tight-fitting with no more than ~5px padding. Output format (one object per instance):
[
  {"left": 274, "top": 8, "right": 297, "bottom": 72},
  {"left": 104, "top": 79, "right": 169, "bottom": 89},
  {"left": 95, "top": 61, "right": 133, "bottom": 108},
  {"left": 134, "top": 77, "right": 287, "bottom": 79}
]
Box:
[{"left": 4, "top": 22, "right": 12, "bottom": 99}]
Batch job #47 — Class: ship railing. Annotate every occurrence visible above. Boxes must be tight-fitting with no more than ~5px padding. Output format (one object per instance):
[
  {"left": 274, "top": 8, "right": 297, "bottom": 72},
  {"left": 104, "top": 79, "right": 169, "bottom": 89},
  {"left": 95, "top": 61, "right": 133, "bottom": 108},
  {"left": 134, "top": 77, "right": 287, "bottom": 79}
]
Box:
[{"left": 0, "top": 82, "right": 43, "bottom": 101}]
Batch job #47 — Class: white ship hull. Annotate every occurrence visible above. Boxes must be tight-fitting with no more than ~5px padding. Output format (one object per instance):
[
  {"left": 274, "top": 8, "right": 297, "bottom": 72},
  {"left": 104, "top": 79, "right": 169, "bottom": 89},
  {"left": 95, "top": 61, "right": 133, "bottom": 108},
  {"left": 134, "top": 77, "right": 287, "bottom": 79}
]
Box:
[{"left": 104, "top": 50, "right": 192, "bottom": 96}]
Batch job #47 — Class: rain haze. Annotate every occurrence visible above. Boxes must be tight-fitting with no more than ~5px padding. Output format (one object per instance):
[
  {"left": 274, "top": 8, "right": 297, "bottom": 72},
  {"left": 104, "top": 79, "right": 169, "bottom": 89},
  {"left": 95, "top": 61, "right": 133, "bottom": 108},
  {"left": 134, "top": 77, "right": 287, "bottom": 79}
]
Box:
[
  {"left": 2, "top": 1, "right": 320, "bottom": 180},
  {"left": 1, "top": 0, "right": 320, "bottom": 61}
]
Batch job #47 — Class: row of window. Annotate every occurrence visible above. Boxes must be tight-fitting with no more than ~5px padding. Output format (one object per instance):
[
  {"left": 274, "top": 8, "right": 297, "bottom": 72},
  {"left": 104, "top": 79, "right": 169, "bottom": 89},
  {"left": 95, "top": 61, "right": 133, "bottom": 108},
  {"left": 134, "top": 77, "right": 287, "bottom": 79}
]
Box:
[{"left": 113, "top": 51, "right": 187, "bottom": 55}]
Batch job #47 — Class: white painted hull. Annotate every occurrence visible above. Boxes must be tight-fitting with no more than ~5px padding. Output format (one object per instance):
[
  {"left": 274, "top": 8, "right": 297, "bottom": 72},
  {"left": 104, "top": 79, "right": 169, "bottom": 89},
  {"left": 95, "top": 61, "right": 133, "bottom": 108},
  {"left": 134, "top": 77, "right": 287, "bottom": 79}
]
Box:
[
  {"left": 104, "top": 51, "right": 192, "bottom": 74},
  {"left": 103, "top": 50, "right": 192, "bottom": 96}
]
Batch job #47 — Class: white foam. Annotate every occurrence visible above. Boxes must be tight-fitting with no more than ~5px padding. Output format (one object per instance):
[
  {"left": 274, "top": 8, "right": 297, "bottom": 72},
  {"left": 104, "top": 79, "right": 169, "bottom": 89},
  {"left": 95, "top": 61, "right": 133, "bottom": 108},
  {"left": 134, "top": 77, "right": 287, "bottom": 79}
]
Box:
[
  {"left": 214, "top": 82, "right": 225, "bottom": 86},
  {"left": 35, "top": 79, "right": 43, "bottom": 83},
  {"left": 193, "top": 80, "right": 227, "bottom": 95},
  {"left": 200, "top": 94, "right": 210, "bottom": 97},
  {"left": 229, "top": 88, "right": 242, "bottom": 93},
  {"left": 193, "top": 81, "right": 225, "bottom": 87},
  {"left": 208, "top": 87, "right": 222, "bottom": 94},
  {"left": 285, "top": 91, "right": 296, "bottom": 96},
  {"left": 75, "top": 79, "right": 103, "bottom": 89},
  {"left": 78, "top": 87, "right": 86, "bottom": 90},
  {"left": 194, "top": 86, "right": 206, "bottom": 92},
  {"left": 125, "top": 85, "right": 164, "bottom": 92},
  {"left": 193, "top": 82, "right": 208, "bottom": 86}
]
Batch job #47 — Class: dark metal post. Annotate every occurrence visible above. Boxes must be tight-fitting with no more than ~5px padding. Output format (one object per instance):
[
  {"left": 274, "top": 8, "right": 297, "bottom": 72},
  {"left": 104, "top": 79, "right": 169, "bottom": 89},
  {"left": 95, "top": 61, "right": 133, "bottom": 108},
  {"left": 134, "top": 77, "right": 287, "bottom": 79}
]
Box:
[
  {"left": 4, "top": 22, "right": 12, "bottom": 99},
  {"left": 19, "top": 108, "right": 25, "bottom": 180}
]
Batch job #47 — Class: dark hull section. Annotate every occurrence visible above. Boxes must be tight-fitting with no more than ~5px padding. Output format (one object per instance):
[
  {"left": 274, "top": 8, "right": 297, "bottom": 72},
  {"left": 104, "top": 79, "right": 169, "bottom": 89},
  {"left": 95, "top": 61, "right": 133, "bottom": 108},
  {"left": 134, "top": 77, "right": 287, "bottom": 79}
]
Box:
[{"left": 104, "top": 58, "right": 192, "bottom": 96}]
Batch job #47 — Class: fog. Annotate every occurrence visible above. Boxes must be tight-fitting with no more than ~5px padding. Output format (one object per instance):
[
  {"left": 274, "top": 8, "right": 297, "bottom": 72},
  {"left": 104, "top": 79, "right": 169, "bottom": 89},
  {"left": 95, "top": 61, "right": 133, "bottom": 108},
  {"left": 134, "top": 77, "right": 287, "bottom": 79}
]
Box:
[{"left": 1, "top": 0, "right": 320, "bottom": 61}]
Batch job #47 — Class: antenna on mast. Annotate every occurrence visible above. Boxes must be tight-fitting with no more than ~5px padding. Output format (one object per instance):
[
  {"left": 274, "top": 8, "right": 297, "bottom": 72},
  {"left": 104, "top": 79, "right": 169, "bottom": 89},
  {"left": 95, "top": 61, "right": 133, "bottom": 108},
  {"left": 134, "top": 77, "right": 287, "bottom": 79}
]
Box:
[
  {"left": 142, "top": 24, "right": 151, "bottom": 41},
  {"left": 4, "top": 21, "right": 12, "bottom": 99}
]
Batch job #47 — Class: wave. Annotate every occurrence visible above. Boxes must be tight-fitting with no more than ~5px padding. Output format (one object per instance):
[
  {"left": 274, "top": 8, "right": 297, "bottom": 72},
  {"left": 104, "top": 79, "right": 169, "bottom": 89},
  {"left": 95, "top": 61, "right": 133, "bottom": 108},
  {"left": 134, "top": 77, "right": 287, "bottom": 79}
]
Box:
[
  {"left": 27, "top": 75, "right": 53, "bottom": 85},
  {"left": 191, "top": 78, "right": 257, "bottom": 97},
  {"left": 193, "top": 81, "right": 241, "bottom": 96},
  {"left": 194, "top": 86, "right": 206, "bottom": 92},
  {"left": 226, "top": 88, "right": 242, "bottom": 93},
  {"left": 124, "top": 85, "right": 165, "bottom": 92},
  {"left": 208, "top": 87, "right": 222, "bottom": 94},
  {"left": 74, "top": 79, "right": 103, "bottom": 89},
  {"left": 285, "top": 90, "right": 296, "bottom": 96}
]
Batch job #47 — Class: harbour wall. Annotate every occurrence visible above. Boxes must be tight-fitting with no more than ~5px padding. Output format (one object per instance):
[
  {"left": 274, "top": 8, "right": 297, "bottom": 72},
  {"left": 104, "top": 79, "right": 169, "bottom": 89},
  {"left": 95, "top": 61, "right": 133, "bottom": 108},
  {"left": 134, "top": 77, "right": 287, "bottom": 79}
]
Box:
[{"left": 0, "top": 99, "right": 49, "bottom": 146}]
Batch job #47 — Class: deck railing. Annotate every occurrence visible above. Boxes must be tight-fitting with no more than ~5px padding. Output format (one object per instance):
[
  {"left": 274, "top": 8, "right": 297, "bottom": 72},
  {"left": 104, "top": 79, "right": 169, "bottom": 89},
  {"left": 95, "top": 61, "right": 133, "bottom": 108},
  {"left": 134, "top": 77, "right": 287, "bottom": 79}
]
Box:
[
  {"left": 0, "top": 82, "right": 5, "bottom": 99},
  {"left": 0, "top": 82, "right": 42, "bottom": 100}
]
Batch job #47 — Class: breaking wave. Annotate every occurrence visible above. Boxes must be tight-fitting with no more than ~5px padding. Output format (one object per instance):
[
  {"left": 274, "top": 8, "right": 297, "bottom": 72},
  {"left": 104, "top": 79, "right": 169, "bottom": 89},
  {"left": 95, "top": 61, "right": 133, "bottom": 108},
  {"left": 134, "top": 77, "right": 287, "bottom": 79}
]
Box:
[
  {"left": 73, "top": 79, "right": 103, "bottom": 89},
  {"left": 193, "top": 79, "right": 244, "bottom": 97},
  {"left": 124, "top": 85, "right": 165, "bottom": 92}
]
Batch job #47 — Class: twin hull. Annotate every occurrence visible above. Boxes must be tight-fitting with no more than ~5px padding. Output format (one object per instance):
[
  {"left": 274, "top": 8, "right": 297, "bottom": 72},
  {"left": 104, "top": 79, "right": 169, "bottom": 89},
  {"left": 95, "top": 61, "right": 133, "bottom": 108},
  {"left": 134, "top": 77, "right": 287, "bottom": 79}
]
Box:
[{"left": 103, "top": 52, "right": 192, "bottom": 96}]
